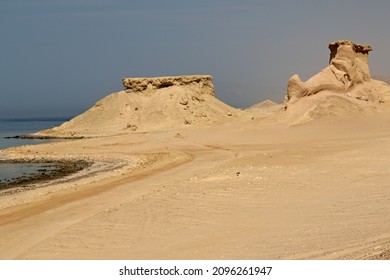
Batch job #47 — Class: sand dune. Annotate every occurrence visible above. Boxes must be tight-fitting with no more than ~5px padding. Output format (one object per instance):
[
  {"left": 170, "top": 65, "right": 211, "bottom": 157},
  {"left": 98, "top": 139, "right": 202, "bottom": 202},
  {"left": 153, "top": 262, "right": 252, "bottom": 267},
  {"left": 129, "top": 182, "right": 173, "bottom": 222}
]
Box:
[{"left": 245, "top": 99, "right": 284, "bottom": 117}]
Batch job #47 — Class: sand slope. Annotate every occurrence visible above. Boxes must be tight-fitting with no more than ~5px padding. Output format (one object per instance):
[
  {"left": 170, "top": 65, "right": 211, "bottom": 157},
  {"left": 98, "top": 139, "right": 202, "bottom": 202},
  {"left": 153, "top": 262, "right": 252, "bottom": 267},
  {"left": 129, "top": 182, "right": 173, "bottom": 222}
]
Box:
[
  {"left": 245, "top": 99, "right": 283, "bottom": 117},
  {"left": 38, "top": 80, "right": 249, "bottom": 137},
  {"left": 373, "top": 75, "right": 390, "bottom": 85},
  {"left": 1, "top": 105, "right": 390, "bottom": 259}
]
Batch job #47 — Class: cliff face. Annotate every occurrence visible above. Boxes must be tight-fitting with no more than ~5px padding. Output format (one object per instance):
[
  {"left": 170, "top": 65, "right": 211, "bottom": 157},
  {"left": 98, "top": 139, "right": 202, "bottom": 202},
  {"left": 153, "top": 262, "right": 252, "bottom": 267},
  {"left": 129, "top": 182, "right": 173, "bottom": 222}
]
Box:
[
  {"left": 286, "top": 40, "right": 390, "bottom": 105},
  {"left": 122, "top": 75, "right": 215, "bottom": 96}
]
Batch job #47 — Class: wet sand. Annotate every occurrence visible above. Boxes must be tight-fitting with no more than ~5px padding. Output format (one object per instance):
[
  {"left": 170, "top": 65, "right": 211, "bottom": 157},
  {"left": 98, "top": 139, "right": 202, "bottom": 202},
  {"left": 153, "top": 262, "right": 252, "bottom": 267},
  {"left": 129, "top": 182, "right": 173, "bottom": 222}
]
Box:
[{"left": 0, "top": 159, "right": 90, "bottom": 194}]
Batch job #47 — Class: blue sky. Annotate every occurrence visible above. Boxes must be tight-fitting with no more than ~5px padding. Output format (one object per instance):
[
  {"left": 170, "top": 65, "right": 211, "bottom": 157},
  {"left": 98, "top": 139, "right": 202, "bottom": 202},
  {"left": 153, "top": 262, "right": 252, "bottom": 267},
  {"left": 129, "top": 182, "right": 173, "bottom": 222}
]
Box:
[{"left": 1, "top": 0, "right": 390, "bottom": 117}]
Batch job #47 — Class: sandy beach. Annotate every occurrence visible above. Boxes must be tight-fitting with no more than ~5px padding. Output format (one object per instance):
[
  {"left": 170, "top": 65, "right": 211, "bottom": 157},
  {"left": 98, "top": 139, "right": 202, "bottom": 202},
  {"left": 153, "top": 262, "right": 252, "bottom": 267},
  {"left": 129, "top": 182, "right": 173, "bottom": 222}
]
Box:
[
  {"left": 1, "top": 106, "right": 390, "bottom": 260},
  {"left": 3, "top": 1, "right": 390, "bottom": 271}
]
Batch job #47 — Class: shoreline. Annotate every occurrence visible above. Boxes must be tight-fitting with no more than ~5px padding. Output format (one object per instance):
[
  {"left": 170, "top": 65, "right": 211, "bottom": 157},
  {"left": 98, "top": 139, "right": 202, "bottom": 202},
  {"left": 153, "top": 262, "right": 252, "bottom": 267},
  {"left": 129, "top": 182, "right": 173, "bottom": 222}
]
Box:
[
  {"left": 4, "top": 134, "right": 85, "bottom": 140},
  {"left": 0, "top": 159, "right": 91, "bottom": 194},
  {"left": 0, "top": 135, "right": 186, "bottom": 212}
]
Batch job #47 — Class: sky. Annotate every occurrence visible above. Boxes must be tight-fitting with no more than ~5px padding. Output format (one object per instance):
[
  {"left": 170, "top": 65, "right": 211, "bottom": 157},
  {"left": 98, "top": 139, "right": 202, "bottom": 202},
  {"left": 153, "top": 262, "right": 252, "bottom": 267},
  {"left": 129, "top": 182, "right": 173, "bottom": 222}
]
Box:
[{"left": 1, "top": 0, "right": 390, "bottom": 118}]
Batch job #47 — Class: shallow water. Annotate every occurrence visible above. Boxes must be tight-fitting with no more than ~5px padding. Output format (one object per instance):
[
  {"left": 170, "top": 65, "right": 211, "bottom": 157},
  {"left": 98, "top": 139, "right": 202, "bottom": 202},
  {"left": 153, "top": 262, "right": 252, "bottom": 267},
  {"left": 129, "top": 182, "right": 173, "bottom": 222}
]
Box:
[
  {"left": 0, "top": 162, "right": 59, "bottom": 184},
  {"left": 0, "top": 117, "right": 70, "bottom": 183}
]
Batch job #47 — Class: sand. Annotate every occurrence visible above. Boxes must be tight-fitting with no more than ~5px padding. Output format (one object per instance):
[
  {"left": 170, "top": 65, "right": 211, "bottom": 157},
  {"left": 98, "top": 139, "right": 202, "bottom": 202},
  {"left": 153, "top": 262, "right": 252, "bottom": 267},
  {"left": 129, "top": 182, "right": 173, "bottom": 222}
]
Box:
[
  {"left": 35, "top": 76, "right": 249, "bottom": 137},
  {"left": 1, "top": 98, "right": 390, "bottom": 260}
]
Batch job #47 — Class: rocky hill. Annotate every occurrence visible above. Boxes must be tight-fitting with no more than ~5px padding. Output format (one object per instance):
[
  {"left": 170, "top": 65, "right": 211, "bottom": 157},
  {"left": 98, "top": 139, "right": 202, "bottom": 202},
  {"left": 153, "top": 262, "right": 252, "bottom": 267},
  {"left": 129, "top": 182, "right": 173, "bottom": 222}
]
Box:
[
  {"left": 37, "top": 75, "right": 248, "bottom": 137},
  {"left": 282, "top": 40, "right": 390, "bottom": 124}
]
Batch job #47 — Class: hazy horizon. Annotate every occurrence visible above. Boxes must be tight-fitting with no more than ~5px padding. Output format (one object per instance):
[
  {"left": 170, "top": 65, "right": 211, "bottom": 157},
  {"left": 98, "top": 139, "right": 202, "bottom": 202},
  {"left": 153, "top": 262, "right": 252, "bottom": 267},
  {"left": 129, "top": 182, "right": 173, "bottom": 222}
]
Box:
[{"left": 1, "top": 0, "right": 390, "bottom": 118}]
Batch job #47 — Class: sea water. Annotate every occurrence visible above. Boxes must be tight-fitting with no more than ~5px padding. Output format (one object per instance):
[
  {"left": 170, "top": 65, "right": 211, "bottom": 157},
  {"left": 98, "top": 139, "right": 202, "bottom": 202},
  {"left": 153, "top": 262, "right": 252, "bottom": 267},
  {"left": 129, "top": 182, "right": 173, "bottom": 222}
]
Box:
[
  {"left": 0, "top": 117, "right": 70, "bottom": 184},
  {"left": 0, "top": 117, "right": 69, "bottom": 150}
]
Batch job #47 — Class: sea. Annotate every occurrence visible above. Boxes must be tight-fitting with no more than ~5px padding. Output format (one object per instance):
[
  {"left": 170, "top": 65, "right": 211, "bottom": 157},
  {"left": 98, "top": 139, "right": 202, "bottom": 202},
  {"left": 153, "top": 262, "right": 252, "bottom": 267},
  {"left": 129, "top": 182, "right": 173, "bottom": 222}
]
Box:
[{"left": 0, "top": 117, "right": 70, "bottom": 184}]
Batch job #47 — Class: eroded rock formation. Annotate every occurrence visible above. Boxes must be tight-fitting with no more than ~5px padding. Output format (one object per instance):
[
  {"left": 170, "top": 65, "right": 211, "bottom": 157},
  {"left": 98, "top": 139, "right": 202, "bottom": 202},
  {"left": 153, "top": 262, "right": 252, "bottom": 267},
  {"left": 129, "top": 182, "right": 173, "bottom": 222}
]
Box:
[
  {"left": 122, "top": 75, "right": 215, "bottom": 96},
  {"left": 37, "top": 74, "right": 247, "bottom": 137},
  {"left": 286, "top": 40, "right": 383, "bottom": 103}
]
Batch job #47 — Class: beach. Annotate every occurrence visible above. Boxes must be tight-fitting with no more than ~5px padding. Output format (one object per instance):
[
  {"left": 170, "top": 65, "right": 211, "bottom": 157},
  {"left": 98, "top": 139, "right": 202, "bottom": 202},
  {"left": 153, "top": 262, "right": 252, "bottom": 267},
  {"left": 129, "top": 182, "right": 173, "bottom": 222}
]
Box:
[
  {"left": 1, "top": 109, "right": 390, "bottom": 260},
  {"left": 2, "top": 3, "right": 390, "bottom": 277},
  {"left": 0, "top": 118, "right": 79, "bottom": 189}
]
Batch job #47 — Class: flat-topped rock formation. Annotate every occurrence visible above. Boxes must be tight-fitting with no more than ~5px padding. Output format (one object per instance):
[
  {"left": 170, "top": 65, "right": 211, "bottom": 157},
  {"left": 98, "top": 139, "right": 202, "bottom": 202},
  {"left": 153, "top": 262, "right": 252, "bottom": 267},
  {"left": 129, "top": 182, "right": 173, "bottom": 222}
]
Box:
[
  {"left": 37, "top": 75, "right": 248, "bottom": 137},
  {"left": 123, "top": 75, "right": 214, "bottom": 95}
]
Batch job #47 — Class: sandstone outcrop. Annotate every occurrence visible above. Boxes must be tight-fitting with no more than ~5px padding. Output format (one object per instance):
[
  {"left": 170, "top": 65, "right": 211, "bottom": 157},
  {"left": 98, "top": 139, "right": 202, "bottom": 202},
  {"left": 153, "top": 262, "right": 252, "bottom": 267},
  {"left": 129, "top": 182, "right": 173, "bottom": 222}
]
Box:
[
  {"left": 286, "top": 40, "right": 390, "bottom": 104},
  {"left": 123, "top": 75, "right": 215, "bottom": 96},
  {"left": 37, "top": 75, "right": 248, "bottom": 137}
]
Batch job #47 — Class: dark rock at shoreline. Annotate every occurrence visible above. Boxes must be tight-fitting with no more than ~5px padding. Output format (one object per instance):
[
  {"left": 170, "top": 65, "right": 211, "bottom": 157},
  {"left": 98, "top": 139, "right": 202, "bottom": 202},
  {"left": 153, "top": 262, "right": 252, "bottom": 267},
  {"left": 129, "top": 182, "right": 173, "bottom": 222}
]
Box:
[
  {"left": 0, "top": 159, "right": 91, "bottom": 191},
  {"left": 4, "top": 134, "right": 84, "bottom": 140}
]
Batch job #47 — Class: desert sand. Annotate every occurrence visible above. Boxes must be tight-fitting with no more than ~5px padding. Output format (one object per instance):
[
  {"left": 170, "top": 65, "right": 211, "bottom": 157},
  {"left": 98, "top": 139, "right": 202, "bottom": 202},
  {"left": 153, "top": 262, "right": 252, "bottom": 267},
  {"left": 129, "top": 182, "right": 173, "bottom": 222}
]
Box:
[{"left": 1, "top": 41, "right": 390, "bottom": 260}]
